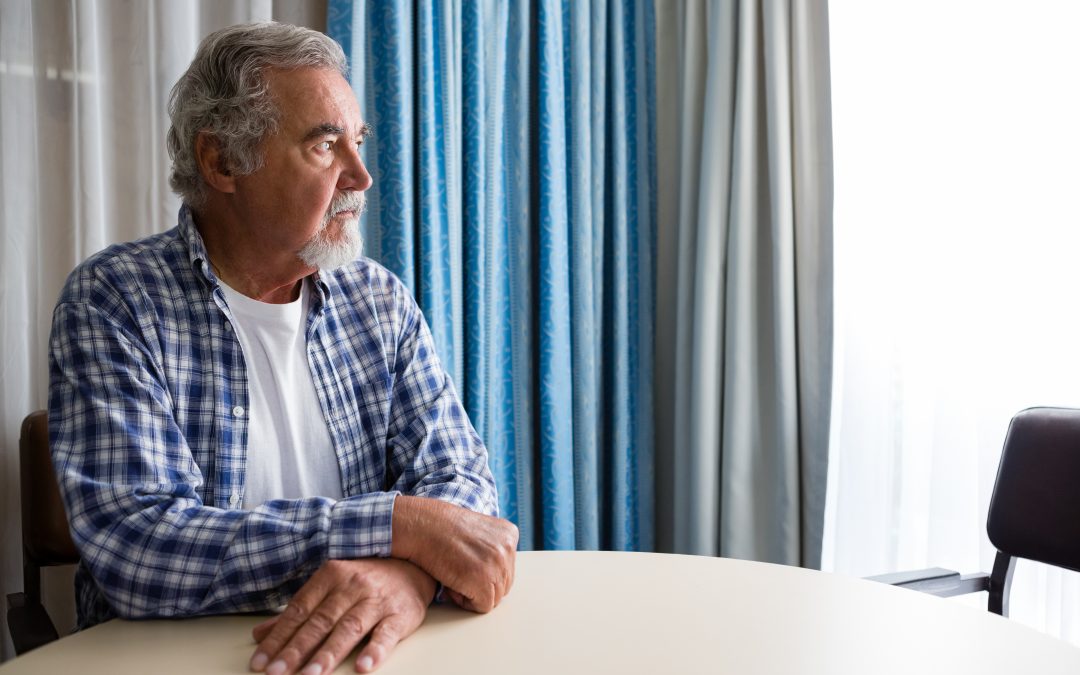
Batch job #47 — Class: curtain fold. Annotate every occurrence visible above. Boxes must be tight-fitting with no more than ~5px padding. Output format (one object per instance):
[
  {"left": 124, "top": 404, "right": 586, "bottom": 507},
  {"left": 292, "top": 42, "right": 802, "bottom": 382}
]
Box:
[
  {"left": 0, "top": 1, "right": 328, "bottom": 660},
  {"left": 329, "top": 0, "right": 656, "bottom": 552},
  {"left": 655, "top": 0, "right": 832, "bottom": 567}
]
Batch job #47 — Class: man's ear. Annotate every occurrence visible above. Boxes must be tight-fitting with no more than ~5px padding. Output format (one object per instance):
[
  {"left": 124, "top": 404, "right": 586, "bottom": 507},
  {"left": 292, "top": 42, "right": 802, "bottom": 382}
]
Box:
[{"left": 194, "top": 132, "right": 236, "bottom": 194}]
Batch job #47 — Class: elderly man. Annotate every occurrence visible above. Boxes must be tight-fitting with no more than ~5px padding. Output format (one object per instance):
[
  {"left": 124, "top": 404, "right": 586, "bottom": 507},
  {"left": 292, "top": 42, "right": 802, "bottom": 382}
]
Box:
[{"left": 48, "top": 21, "right": 517, "bottom": 675}]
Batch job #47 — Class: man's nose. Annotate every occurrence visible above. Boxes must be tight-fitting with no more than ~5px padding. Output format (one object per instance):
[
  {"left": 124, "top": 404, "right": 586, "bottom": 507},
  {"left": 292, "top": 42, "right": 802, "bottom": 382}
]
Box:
[{"left": 338, "top": 145, "right": 373, "bottom": 192}]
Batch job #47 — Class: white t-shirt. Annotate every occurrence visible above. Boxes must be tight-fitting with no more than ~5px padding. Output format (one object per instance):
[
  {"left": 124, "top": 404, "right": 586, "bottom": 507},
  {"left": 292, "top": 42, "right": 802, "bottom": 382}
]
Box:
[{"left": 219, "top": 277, "right": 344, "bottom": 508}]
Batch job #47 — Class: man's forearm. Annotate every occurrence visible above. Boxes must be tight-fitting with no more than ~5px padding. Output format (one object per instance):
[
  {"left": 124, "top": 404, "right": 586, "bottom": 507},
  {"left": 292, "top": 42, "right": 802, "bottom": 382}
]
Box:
[
  {"left": 390, "top": 494, "right": 518, "bottom": 612},
  {"left": 390, "top": 494, "right": 459, "bottom": 561}
]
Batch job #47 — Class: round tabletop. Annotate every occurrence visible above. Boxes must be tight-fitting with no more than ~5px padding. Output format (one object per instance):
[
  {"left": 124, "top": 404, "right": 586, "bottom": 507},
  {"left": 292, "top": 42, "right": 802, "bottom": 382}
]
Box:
[{"left": 4, "top": 551, "right": 1080, "bottom": 673}]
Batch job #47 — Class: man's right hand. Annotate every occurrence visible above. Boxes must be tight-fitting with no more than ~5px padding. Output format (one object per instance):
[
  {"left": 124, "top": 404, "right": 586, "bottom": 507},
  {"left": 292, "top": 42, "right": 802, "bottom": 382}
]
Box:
[
  {"left": 249, "top": 557, "right": 434, "bottom": 675},
  {"left": 391, "top": 495, "right": 519, "bottom": 613}
]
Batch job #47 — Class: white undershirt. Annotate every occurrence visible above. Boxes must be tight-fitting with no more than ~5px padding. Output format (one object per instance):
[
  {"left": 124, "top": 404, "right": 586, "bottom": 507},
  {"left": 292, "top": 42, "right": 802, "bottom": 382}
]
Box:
[{"left": 219, "top": 277, "right": 344, "bottom": 508}]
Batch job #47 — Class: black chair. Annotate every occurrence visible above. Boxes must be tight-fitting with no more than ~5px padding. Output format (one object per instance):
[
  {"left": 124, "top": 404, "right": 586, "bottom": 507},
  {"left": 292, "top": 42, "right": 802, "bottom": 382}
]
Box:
[
  {"left": 869, "top": 407, "right": 1080, "bottom": 616},
  {"left": 6, "top": 410, "right": 80, "bottom": 655}
]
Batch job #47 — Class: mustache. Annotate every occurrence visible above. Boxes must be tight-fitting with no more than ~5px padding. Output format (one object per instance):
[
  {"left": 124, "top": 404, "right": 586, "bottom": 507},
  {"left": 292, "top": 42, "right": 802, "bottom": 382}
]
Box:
[{"left": 326, "top": 191, "right": 366, "bottom": 219}]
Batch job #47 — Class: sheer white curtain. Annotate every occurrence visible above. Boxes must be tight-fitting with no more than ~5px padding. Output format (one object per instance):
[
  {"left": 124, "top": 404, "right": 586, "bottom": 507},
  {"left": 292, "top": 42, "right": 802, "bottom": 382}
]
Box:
[
  {"left": 0, "top": 0, "right": 325, "bottom": 660},
  {"left": 824, "top": 0, "right": 1080, "bottom": 645}
]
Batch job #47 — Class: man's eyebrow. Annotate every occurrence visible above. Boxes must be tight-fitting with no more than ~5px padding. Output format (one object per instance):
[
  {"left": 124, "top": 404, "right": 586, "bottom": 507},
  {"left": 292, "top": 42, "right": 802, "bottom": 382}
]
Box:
[
  {"left": 301, "top": 123, "right": 345, "bottom": 142},
  {"left": 301, "top": 123, "right": 373, "bottom": 142}
]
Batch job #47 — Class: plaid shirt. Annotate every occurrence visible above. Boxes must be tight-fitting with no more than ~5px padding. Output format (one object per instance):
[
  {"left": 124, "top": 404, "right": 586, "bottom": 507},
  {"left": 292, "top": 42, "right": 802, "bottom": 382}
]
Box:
[{"left": 49, "top": 205, "right": 497, "bottom": 629}]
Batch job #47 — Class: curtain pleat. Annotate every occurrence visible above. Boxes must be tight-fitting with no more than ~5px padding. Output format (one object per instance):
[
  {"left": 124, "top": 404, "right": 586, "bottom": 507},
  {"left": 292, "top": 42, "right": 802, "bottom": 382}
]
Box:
[
  {"left": 655, "top": 0, "right": 832, "bottom": 567},
  {"left": 566, "top": 0, "right": 600, "bottom": 551},
  {"left": 329, "top": 0, "right": 655, "bottom": 551}
]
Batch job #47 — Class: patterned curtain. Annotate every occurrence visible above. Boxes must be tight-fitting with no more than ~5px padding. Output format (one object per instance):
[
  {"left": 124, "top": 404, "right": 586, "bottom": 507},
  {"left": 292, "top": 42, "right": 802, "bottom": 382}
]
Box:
[{"left": 328, "top": 0, "right": 656, "bottom": 551}]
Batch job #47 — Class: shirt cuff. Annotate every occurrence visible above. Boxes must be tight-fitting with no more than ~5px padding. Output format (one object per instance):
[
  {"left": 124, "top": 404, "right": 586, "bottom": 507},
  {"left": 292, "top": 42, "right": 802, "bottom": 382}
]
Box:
[{"left": 326, "top": 490, "right": 399, "bottom": 559}]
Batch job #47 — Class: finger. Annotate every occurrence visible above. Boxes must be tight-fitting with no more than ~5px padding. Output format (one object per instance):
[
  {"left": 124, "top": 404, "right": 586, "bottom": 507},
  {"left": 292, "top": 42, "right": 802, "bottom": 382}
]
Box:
[
  {"left": 454, "top": 589, "right": 492, "bottom": 614},
  {"left": 507, "top": 546, "right": 516, "bottom": 592},
  {"left": 446, "top": 588, "right": 481, "bottom": 613},
  {"left": 495, "top": 561, "right": 509, "bottom": 605},
  {"left": 499, "top": 534, "right": 517, "bottom": 599},
  {"left": 251, "top": 574, "right": 335, "bottom": 671},
  {"left": 299, "top": 599, "right": 385, "bottom": 675},
  {"left": 479, "top": 581, "right": 497, "bottom": 613},
  {"left": 259, "top": 590, "right": 361, "bottom": 675},
  {"left": 354, "top": 619, "right": 407, "bottom": 673},
  {"left": 253, "top": 616, "right": 280, "bottom": 643},
  {"left": 496, "top": 575, "right": 508, "bottom": 608},
  {"left": 444, "top": 589, "right": 468, "bottom": 608}
]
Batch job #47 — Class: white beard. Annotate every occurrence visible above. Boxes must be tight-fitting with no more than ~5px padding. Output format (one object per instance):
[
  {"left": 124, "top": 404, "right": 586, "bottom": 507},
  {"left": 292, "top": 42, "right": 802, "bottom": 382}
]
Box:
[{"left": 298, "top": 192, "right": 366, "bottom": 271}]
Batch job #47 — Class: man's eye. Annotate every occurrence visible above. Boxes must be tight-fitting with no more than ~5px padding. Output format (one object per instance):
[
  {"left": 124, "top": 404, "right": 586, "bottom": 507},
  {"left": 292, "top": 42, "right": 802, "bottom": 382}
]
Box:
[{"left": 317, "top": 141, "right": 332, "bottom": 152}]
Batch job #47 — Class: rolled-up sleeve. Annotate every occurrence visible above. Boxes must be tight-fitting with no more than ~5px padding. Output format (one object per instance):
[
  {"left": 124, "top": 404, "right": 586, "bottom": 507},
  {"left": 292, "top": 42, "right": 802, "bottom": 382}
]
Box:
[{"left": 383, "top": 284, "right": 499, "bottom": 517}]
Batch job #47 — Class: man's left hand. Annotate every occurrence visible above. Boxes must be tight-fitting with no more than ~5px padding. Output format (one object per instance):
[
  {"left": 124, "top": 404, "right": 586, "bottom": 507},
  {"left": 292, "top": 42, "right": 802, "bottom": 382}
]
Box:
[
  {"left": 249, "top": 558, "right": 435, "bottom": 675},
  {"left": 390, "top": 495, "right": 518, "bottom": 613}
]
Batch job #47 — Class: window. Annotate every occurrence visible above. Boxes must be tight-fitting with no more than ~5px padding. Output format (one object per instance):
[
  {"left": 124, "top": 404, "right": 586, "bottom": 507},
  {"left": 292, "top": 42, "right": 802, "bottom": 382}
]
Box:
[{"left": 824, "top": 0, "right": 1080, "bottom": 643}]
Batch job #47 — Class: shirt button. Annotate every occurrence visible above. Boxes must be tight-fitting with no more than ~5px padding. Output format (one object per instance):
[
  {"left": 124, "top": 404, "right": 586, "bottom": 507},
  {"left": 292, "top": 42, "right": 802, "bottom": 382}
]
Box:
[
  {"left": 229, "top": 492, "right": 240, "bottom": 507},
  {"left": 232, "top": 405, "right": 245, "bottom": 417},
  {"left": 224, "top": 321, "right": 233, "bottom": 332}
]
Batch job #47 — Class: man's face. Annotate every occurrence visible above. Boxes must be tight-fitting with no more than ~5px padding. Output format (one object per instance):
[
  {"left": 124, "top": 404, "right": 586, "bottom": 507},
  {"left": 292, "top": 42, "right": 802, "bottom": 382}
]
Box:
[{"left": 230, "top": 66, "right": 372, "bottom": 272}]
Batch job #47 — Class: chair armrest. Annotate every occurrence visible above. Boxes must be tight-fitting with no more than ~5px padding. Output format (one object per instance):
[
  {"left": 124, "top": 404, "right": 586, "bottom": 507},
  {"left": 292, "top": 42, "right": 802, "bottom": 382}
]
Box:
[{"left": 866, "top": 567, "right": 991, "bottom": 597}]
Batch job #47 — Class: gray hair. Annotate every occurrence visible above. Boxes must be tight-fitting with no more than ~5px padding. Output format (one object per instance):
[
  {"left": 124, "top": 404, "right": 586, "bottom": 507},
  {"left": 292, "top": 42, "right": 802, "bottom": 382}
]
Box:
[{"left": 167, "top": 22, "right": 348, "bottom": 206}]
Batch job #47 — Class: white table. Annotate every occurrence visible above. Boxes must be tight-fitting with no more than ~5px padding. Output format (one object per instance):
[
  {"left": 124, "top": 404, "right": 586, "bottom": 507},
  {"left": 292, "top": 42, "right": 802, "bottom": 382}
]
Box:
[{"left": 4, "top": 551, "right": 1080, "bottom": 673}]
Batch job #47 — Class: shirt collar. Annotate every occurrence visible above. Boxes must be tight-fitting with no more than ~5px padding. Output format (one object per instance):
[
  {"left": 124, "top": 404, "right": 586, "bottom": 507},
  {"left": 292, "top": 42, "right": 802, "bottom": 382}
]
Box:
[{"left": 178, "top": 203, "right": 218, "bottom": 287}]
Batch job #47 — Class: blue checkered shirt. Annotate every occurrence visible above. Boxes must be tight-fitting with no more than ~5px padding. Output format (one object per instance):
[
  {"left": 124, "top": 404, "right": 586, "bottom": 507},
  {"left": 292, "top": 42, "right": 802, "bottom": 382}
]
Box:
[{"left": 48, "top": 205, "right": 498, "bottom": 629}]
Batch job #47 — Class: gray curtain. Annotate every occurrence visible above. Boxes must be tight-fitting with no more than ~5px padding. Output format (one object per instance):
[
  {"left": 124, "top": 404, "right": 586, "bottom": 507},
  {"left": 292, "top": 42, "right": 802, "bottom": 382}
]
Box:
[{"left": 654, "top": 0, "right": 833, "bottom": 567}]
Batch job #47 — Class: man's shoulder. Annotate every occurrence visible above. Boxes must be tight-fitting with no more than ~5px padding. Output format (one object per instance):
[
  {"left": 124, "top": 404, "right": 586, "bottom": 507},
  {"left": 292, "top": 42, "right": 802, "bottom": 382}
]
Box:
[
  {"left": 58, "top": 228, "right": 191, "bottom": 305},
  {"left": 319, "top": 257, "right": 424, "bottom": 340},
  {"left": 325, "top": 256, "right": 412, "bottom": 303}
]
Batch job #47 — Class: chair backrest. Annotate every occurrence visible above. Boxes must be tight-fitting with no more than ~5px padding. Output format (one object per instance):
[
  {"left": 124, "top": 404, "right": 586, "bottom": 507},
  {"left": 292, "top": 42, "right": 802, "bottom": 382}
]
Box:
[
  {"left": 19, "top": 410, "right": 79, "bottom": 577},
  {"left": 868, "top": 407, "right": 1080, "bottom": 617},
  {"left": 8, "top": 410, "right": 80, "bottom": 655},
  {"left": 987, "top": 406, "right": 1080, "bottom": 574}
]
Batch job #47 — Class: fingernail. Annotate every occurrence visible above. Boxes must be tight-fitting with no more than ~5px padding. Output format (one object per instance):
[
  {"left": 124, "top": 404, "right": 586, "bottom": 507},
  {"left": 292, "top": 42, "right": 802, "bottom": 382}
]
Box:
[
  {"left": 266, "top": 660, "right": 287, "bottom": 675},
  {"left": 250, "top": 652, "right": 269, "bottom": 671},
  {"left": 357, "top": 655, "right": 374, "bottom": 672},
  {"left": 301, "top": 664, "right": 323, "bottom": 675}
]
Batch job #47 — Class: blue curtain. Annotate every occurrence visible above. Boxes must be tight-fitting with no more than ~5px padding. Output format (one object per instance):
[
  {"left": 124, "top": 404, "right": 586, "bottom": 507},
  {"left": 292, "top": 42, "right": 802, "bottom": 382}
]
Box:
[{"left": 328, "top": 0, "right": 655, "bottom": 552}]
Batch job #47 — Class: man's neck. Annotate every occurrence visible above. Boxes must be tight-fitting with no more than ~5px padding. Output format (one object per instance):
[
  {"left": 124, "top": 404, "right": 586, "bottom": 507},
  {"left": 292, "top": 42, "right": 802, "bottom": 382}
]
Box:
[
  {"left": 191, "top": 204, "right": 314, "bottom": 304},
  {"left": 208, "top": 256, "right": 305, "bottom": 304}
]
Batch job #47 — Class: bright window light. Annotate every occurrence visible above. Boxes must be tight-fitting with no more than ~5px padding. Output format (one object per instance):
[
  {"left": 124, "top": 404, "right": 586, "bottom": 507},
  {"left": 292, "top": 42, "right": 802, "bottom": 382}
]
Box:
[{"left": 825, "top": 0, "right": 1080, "bottom": 644}]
